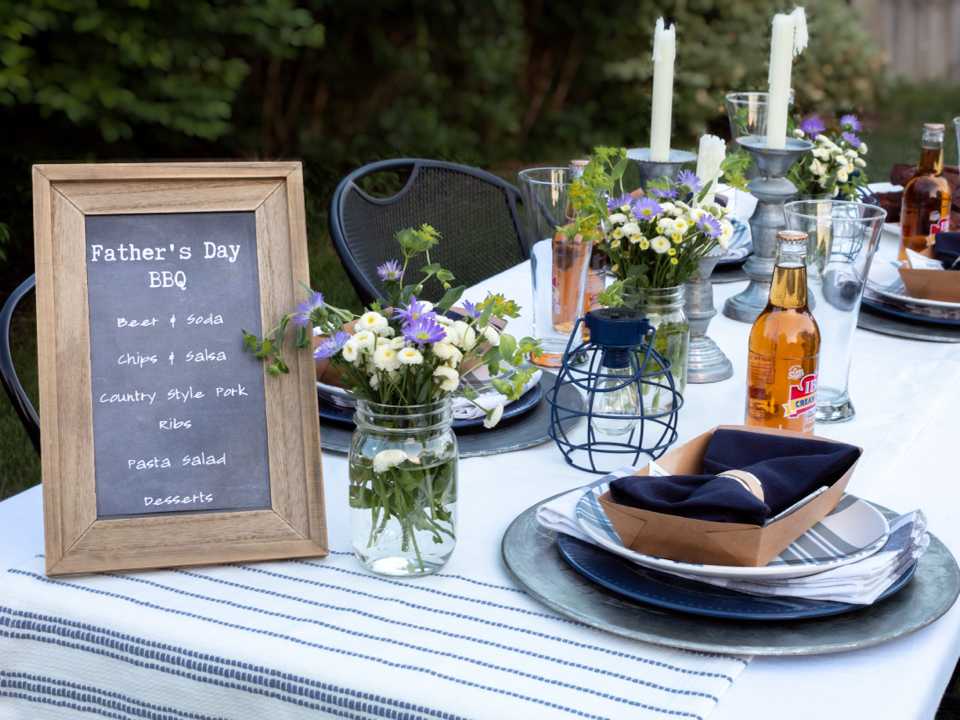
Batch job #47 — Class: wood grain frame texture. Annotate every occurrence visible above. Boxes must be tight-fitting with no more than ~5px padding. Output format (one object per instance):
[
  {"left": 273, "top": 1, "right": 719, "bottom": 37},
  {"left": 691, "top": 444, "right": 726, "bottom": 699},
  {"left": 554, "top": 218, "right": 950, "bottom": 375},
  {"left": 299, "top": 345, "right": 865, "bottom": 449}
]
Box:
[{"left": 33, "top": 162, "right": 327, "bottom": 576}]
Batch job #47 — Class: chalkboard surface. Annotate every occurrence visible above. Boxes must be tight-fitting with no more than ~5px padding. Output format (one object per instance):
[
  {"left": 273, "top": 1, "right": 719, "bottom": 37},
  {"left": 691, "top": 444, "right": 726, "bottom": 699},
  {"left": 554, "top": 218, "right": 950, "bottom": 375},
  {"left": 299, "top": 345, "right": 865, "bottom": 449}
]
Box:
[{"left": 86, "top": 212, "right": 271, "bottom": 518}]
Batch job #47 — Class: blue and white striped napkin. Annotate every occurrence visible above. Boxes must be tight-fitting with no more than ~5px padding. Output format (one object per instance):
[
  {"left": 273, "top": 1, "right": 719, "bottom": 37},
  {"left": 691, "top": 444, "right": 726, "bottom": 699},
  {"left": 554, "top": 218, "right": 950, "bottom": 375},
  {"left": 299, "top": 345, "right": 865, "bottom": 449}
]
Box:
[{"left": 1, "top": 549, "right": 748, "bottom": 720}]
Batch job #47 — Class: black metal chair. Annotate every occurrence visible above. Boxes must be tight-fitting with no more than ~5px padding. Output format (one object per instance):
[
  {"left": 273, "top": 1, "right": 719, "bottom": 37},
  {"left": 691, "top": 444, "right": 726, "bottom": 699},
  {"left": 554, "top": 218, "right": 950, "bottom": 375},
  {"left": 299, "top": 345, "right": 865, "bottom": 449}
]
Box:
[
  {"left": 0, "top": 275, "right": 40, "bottom": 455},
  {"left": 329, "top": 159, "right": 531, "bottom": 306}
]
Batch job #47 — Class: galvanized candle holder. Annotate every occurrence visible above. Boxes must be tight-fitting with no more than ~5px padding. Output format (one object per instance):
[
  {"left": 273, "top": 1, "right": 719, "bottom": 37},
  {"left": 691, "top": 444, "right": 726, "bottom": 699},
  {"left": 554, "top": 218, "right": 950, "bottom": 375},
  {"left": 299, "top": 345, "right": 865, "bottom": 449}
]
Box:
[
  {"left": 627, "top": 148, "right": 698, "bottom": 192},
  {"left": 684, "top": 252, "right": 734, "bottom": 383},
  {"left": 547, "top": 307, "right": 682, "bottom": 474},
  {"left": 722, "top": 135, "right": 814, "bottom": 324}
]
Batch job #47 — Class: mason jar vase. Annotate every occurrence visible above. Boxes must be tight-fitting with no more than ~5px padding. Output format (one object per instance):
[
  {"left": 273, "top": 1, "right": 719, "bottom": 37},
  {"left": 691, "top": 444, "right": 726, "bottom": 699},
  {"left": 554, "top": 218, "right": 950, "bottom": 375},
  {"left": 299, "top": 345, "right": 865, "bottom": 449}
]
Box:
[
  {"left": 620, "top": 285, "right": 689, "bottom": 410},
  {"left": 349, "top": 397, "right": 458, "bottom": 577}
]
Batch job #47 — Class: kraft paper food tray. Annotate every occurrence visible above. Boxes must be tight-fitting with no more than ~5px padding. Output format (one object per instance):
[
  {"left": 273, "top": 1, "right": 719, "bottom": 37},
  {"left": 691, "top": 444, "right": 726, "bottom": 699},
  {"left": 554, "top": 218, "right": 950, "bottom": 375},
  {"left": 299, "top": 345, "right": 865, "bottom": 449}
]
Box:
[
  {"left": 899, "top": 246, "right": 960, "bottom": 303},
  {"left": 597, "top": 425, "right": 862, "bottom": 567}
]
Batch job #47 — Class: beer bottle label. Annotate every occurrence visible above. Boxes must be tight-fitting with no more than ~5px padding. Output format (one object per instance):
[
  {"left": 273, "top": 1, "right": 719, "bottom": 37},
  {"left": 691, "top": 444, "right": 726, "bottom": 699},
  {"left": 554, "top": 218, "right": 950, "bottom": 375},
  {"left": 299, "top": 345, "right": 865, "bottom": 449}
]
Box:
[
  {"left": 746, "top": 353, "right": 818, "bottom": 434},
  {"left": 783, "top": 367, "right": 818, "bottom": 418},
  {"left": 930, "top": 211, "right": 950, "bottom": 239}
]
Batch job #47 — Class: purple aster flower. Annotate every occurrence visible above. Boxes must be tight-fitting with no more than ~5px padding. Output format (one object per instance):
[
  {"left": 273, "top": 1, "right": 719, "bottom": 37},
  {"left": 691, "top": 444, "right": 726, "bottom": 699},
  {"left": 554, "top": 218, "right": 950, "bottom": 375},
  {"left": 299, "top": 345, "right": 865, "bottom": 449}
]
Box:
[
  {"left": 840, "top": 114, "right": 862, "bottom": 132},
  {"left": 292, "top": 291, "right": 325, "bottom": 327},
  {"left": 676, "top": 170, "right": 703, "bottom": 193},
  {"left": 313, "top": 331, "right": 350, "bottom": 360},
  {"left": 605, "top": 195, "right": 637, "bottom": 214},
  {"left": 403, "top": 315, "right": 447, "bottom": 348},
  {"left": 461, "top": 300, "right": 481, "bottom": 319},
  {"left": 377, "top": 259, "right": 403, "bottom": 282},
  {"left": 633, "top": 197, "right": 663, "bottom": 221},
  {"left": 651, "top": 187, "right": 678, "bottom": 200},
  {"left": 842, "top": 132, "right": 862, "bottom": 148},
  {"left": 799, "top": 118, "right": 826, "bottom": 138},
  {"left": 395, "top": 296, "right": 433, "bottom": 326},
  {"left": 696, "top": 215, "right": 722, "bottom": 239}
]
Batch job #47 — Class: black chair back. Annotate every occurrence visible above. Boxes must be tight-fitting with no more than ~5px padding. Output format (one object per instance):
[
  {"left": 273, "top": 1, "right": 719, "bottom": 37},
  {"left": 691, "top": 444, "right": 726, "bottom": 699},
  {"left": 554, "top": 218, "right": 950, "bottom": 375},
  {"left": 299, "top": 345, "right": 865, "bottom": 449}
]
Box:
[
  {"left": 329, "top": 159, "right": 530, "bottom": 306},
  {"left": 0, "top": 275, "right": 39, "bottom": 454}
]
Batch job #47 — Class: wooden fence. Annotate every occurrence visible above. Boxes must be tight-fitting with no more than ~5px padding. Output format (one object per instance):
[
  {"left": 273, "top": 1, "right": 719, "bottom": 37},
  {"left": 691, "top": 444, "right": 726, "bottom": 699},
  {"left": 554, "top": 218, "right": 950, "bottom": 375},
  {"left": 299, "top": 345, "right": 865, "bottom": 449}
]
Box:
[{"left": 852, "top": 0, "right": 960, "bottom": 81}]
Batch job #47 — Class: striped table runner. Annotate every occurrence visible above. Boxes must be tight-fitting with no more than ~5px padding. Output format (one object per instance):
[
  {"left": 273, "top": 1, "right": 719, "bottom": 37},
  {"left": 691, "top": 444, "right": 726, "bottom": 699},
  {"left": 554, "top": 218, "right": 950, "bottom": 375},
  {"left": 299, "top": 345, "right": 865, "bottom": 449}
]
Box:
[{"left": 1, "top": 552, "right": 748, "bottom": 720}]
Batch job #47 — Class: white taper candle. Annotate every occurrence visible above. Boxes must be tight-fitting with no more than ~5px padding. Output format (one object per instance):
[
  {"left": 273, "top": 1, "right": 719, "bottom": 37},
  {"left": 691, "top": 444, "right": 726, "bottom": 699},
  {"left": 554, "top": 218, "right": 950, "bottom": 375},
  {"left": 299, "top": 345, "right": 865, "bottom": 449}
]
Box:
[
  {"left": 695, "top": 135, "right": 726, "bottom": 205},
  {"left": 765, "top": 7, "right": 807, "bottom": 150},
  {"left": 649, "top": 18, "right": 676, "bottom": 162}
]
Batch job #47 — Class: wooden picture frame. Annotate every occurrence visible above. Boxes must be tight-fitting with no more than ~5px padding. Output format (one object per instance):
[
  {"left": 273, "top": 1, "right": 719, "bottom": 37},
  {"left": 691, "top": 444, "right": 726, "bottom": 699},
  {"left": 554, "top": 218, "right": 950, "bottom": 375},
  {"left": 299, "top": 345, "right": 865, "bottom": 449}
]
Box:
[{"left": 33, "top": 162, "right": 327, "bottom": 576}]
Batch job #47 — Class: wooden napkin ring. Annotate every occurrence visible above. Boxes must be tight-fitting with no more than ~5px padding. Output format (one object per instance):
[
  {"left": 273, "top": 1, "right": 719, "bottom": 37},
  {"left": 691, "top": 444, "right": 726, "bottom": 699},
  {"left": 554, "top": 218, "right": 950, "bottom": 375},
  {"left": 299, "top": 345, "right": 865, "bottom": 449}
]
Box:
[{"left": 717, "top": 470, "right": 764, "bottom": 502}]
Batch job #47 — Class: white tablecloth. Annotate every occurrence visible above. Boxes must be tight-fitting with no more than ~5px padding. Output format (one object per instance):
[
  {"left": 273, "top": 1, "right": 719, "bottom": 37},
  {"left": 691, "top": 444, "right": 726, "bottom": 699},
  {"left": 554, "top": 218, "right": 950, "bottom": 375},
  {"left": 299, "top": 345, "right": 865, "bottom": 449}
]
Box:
[{"left": 2, "top": 225, "right": 959, "bottom": 720}]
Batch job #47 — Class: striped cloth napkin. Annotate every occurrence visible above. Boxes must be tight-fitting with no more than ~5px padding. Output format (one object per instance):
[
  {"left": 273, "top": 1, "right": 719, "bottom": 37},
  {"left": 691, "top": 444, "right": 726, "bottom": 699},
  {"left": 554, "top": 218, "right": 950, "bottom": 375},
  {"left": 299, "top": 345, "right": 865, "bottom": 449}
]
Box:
[
  {"left": 538, "top": 468, "right": 927, "bottom": 605},
  {"left": 0, "top": 550, "right": 748, "bottom": 720}
]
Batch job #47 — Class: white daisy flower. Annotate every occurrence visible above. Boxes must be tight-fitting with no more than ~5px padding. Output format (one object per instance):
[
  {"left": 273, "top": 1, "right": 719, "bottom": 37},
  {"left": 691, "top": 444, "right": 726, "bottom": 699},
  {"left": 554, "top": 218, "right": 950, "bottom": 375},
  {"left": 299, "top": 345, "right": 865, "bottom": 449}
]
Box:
[
  {"left": 433, "top": 365, "right": 460, "bottom": 392},
  {"left": 621, "top": 222, "right": 640, "bottom": 236},
  {"left": 481, "top": 325, "right": 500, "bottom": 346},
  {"left": 608, "top": 212, "right": 628, "bottom": 225},
  {"left": 398, "top": 347, "right": 423, "bottom": 365},
  {"left": 434, "top": 313, "right": 454, "bottom": 326},
  {"left": 672, "top": 218, "right": 689, "bottom": 233},
  {"left": 452, "top": 320, "right": 476, "bottom": 349},
  {"left": 390, "top": 337, "right": 406, "bottom": 349},
  {"left": 352, "top": 330, "right": 376, "bottom": 351},
  {"left": 612, "top": 228, "right": 624, "bottom": 240},
  {"left": 650, "top": 237, "right": 671, "bottom": 254},
  {"left": 837, "top": 169, "right": 849, "bottom": 183},
  {"left": 373, "top": 345, "right": 401, "bottom": 372},
  {"left": 373, "top": 449, "right": 407, "bottom": 473},
  {"left": 858, "top": 142, "right": 868, "bottom": 154},
  {"left": 855, "top": 158, "right": 866, "bottom": 168},
  {"left": 342, "top": 340, "right": 359, "bottom": 363},
  {"left": 358, "top": 311, "right": 388, "bottom": 335},
  {"left": 629, "top": 234, "right": 645, "bottom": 245},
  {"left": 432, "top": 342, "right": 462, "bottom": 363},
  {"left": 483, "top": 404, "right": 504, "bottom": 429}
]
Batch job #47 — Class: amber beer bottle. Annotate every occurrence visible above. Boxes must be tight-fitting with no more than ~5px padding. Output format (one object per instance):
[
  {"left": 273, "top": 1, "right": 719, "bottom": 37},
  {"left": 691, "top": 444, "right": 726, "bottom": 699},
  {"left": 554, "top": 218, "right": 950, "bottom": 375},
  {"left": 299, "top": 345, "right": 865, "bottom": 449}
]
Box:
[
  {"left": 745, "top": 231, "right": 820, "bottom": 434},
  {"left": 566, "top": 159, "right": 611, "bottom": 340},
  {"left": 900, "top": 123, "right": 952, "bottom": 260}
]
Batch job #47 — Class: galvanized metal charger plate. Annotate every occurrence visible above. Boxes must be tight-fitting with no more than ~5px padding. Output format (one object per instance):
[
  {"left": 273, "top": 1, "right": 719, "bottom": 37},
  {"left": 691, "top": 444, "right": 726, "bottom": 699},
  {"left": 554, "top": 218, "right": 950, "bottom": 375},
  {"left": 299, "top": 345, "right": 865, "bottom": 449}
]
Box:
[
  {"left": 710, "top": 262, "right": 749, "bottom": 284},
  {"left": 502, "top": 494, "right": 960, "bottom": 655},
  {"left": 319, "top": 372, "right": 584, "bottom": 458},
  {"left": 858, "top": 304, "right": 960, "bottom": 343}
]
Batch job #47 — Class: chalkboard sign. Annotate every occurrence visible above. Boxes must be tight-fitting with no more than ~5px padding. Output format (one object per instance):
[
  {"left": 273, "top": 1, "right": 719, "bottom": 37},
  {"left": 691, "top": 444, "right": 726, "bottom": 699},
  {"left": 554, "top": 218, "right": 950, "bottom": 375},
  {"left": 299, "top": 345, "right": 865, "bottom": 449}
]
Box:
[
  {"left": 34, "top": 162, "right": 326, "bottom": 576},
  {"left": 86, "top": 212, "right": 272, "bottom": 518}
]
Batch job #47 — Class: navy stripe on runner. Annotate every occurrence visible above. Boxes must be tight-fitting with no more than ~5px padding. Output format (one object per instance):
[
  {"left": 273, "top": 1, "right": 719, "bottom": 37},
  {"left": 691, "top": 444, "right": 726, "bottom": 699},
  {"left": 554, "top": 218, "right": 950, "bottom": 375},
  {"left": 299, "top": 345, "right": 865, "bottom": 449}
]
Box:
[
  {"left": 1, "top": 671, "right": 229, "bottom": 720},
  {"left": 235, "top": 564, "right": 746, "bottom": 673},
  {"left": 0, "top": 609, "right": 454, "bottom": 720},
  {"left": 175, "top": 567, "right": 732, "bottom": 689},
  {"left": 120, "top": 570, "right": 717, "bottom": 703},
  {"left": 2, "top": 575, "right": 707, "bottom": 720}
]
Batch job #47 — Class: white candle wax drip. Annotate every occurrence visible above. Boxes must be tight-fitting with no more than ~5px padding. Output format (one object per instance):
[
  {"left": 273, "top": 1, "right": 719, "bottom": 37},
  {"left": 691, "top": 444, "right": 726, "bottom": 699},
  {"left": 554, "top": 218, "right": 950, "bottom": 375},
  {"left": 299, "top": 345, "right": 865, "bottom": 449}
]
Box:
[
  {"left": 649, "top": 18, "right": 676, "bottom": 163},
  {"left": 695, "top": 134, "right": 726, "bottom": 205},
  {"left": 766, "top": 7, "right": 807, "bottom": 150}
]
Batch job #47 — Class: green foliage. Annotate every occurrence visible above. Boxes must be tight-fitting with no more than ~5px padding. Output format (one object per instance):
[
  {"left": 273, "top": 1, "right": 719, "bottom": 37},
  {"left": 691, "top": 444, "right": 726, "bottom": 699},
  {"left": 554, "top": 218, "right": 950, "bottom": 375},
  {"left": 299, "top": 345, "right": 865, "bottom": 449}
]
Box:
[{"left": 0, "top": 0, "right": 324, "bottom": 143}]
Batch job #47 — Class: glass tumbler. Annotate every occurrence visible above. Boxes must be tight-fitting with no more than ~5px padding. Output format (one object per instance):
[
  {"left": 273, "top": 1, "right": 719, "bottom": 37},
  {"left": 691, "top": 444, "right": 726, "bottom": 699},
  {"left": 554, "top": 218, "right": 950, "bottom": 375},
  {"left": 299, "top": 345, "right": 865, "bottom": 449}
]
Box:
[
  {"left": 784, "top": 200, "right": 887, "bottom": 422},
  {"left": 518, "top": 168, "right": 593, "bottom": 367},
  {"left": 725, "top": 91, "right": 795, "bottom": 140}
]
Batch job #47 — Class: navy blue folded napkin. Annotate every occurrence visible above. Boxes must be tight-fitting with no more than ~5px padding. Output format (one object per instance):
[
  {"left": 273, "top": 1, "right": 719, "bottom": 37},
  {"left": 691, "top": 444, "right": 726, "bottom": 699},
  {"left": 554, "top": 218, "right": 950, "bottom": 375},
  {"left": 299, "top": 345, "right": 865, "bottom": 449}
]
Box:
[
  {"left": 934, "top": 232, "right": 960, "bottom": 270},
  {"left": 608, "top": 429, "right": 861, "bottom": 525}
]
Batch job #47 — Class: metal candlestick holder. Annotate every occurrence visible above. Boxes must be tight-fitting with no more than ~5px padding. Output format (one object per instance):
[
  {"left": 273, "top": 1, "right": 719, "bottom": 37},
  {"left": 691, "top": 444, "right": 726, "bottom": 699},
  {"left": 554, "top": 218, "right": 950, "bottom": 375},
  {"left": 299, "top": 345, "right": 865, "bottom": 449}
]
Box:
[
  {"left": 684, "top": 252, "right": 733, "bottom": 383},
  {"left": 722, "top": 136, "right": 813, "bottom": 324},
  {"left": 627, "top": 148, "right": 698, "bottom": 191}
]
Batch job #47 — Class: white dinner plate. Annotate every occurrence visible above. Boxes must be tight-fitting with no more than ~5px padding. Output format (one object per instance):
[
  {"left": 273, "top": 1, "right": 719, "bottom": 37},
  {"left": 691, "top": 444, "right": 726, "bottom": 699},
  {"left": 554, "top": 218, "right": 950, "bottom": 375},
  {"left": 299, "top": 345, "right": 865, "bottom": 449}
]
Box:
[{"left": 575, "top": 484, "right": 890, "bottom": 580}]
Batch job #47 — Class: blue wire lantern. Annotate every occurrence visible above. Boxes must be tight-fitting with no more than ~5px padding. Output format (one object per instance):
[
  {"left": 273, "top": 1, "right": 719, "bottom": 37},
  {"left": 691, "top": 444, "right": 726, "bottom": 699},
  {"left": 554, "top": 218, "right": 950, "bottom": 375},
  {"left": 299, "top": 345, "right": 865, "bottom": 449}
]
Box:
[{"left": 547, "top": 307, "right": 683, "bottom": 473}]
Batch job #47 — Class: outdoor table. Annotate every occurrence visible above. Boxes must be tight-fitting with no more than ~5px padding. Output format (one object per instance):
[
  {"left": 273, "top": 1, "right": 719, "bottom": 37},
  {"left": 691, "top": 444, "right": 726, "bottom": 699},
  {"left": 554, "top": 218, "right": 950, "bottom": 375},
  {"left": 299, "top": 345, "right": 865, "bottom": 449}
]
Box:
[{"left": 1, "top": 222, "right": 959, "bottom": 720}]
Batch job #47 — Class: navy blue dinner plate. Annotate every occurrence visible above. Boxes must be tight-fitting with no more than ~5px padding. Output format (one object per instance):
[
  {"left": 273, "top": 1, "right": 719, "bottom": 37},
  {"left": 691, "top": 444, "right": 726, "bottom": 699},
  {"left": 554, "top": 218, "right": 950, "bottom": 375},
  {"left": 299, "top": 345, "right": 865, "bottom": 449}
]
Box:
[
  {"left": 860, "top": 296, "right": 960, "bottom": 328},
  {"left": 557, "top": 533, "right": 916, "bottom": 621},
  {"left": 317, "top": 382, "right": 544, "bottom": 429}
]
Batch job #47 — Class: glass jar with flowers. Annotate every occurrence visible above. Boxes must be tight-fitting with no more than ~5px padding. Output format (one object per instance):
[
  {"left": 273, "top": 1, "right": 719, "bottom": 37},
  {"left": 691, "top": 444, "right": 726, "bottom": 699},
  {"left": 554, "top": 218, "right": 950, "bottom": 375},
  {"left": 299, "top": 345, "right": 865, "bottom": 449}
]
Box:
[
  {"left": 243, "top": 225, "right": 539, "bottom": 577},
  {"left": 788, "top": 115, "right": 869, "bottom": 200},
  {"left": 567, "top": 148, "right": 748, "bottom": 408}
]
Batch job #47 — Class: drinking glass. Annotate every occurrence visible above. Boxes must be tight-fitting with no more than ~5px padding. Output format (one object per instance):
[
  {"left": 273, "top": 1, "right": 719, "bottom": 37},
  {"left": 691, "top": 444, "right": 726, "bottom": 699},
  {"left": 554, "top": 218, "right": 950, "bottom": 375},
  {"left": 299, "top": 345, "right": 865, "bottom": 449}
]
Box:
[
  {"left": 725, "top": 91, "right": 795, "bottom": 139},
  {"left": 518, "top": 168, "right": 592, "bottom": 367},
  {"left": 784, "top": 200, "right": 887, "bottom": 422},
  {"left": 954, "top": 117, "right": 959, "bottom": 163}
]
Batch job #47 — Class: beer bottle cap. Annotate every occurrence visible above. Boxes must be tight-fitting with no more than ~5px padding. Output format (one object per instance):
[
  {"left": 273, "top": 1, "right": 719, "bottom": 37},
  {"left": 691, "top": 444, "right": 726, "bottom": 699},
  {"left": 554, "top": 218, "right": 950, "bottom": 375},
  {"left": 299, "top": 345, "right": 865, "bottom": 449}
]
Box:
[
  {"left": 776, "top": 230, "right": 808, "bottom": 243},
  {"left": 924, "top": 123, "right": 946, "bottom": 131}
]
